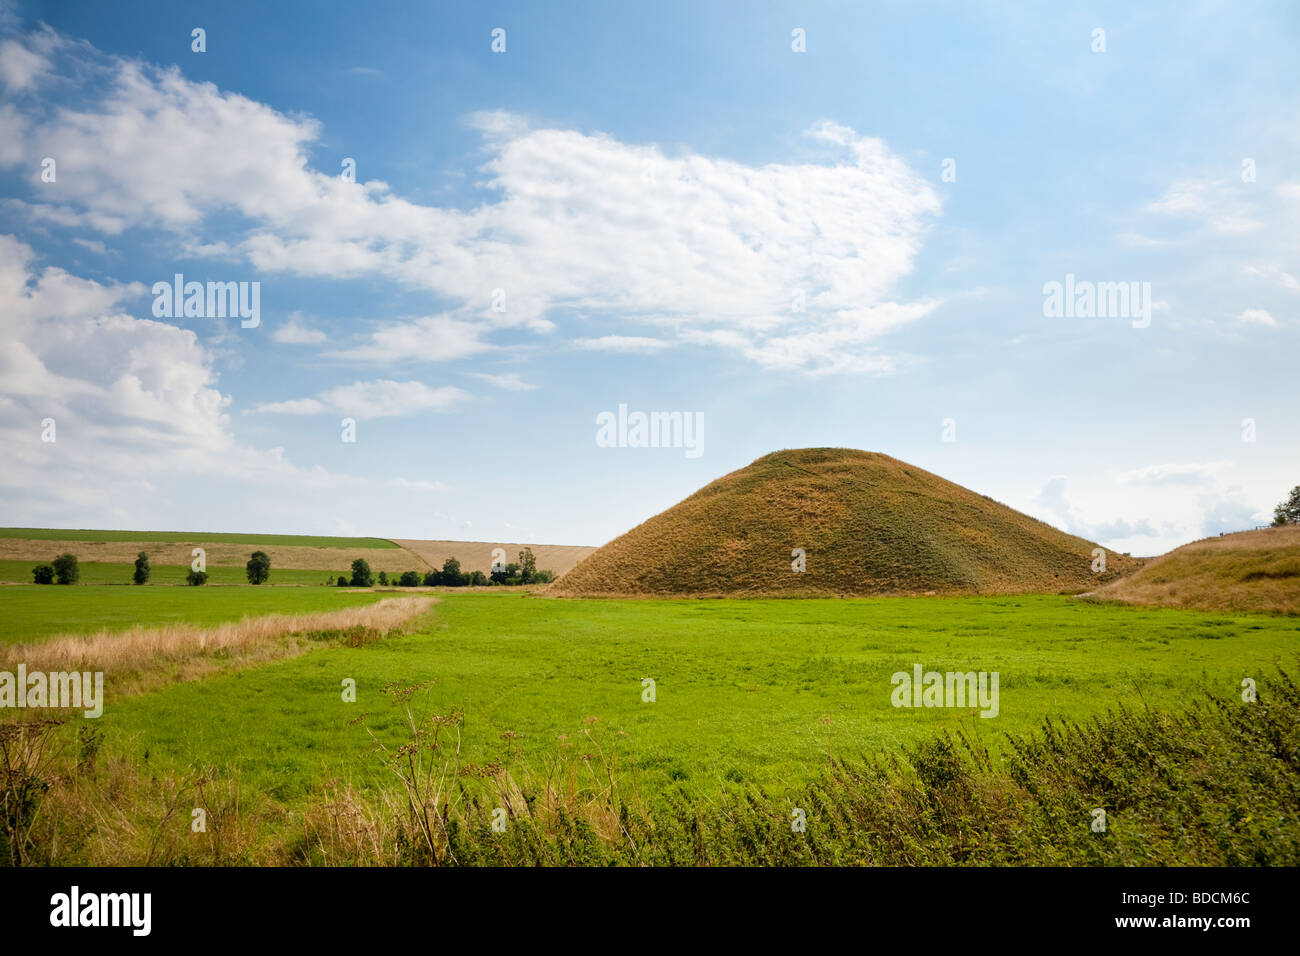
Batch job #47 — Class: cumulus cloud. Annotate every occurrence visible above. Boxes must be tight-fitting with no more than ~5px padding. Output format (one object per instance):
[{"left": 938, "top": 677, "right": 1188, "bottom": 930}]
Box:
[
  {"left": 0, "top": 26, "right": 942, "bottom": 374},
  {"left": 0, "top": 235, "right": 450, "bottom": 528}
]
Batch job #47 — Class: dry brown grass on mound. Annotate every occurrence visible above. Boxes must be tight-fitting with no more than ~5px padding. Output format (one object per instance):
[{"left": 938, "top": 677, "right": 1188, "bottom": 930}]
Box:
[
  {"left": 556, "top": 447, "right": 1141, "bottom": 598},
  {"left": 0, "top": 597, "right": 437, "bottom": 697},
  {"left": 1087, "top": 525, "right": 1300, "bottom": 614}
]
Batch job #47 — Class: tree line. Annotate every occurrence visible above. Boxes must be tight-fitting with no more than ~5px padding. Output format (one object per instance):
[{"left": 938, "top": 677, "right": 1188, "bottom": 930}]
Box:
[
  {"left": 337, "top": 548, "right": 555, "bottom": 588},
  {"left": 31, "top": 550, "right": 273, "bottom": 586}
]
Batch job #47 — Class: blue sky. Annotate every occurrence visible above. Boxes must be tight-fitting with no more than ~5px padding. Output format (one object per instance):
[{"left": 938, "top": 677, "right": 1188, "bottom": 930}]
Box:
[{"left": 0, "top": 0, "right": 1296, "bottom": 554}]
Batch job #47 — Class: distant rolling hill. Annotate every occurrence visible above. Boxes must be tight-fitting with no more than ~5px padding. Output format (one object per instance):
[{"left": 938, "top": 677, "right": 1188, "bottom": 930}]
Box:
[
  {"left": 553, "top": 448, "right": 1139, "bottom": 597},
  {"left": 0, "top": 529, "right": 595, "bottom": 580},
  {"left": 1088, "top": 525, "right": 1300, "bottom": 614}
]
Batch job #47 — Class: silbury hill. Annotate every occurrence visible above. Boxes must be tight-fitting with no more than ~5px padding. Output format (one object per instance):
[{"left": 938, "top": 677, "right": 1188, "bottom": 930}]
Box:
[{"left": 553, "top": 448, "right": 1139, "bottom": 597}]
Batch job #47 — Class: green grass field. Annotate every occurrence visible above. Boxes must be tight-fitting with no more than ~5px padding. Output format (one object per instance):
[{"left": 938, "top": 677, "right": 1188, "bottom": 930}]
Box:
[
  {"left": 0, "top": 584, "right": 389, "bottom": 644},
  {"left": 0, "top": 560, "right": 345, "bottom": 588},
  {"left": 63, "top": 590, "right": 1299, "bottom": 804},
  {"left": 0, "top": 528, "right": 398, "bottom": 548}
]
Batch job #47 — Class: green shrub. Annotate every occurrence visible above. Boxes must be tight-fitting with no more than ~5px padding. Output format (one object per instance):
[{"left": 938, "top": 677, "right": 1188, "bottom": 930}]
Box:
[
  {"left": 185, "top": 569, "right": 208, "bottom": 586},
  {"left": 31, "top": 564, "right": 54, "bottom": 585},
  {"left": 51, "top": 552, "right": 79, "bottom": 585},
  {"left": 246, "top": 550, "right": 271, "bottom": 585},
  {"left": 399, "top": 570, "right": 421, "bottom": 587},
  {"left": 350, "top": 559, "right": 374, "bottom": 588},
  {"left": 132, "top": 551, "right": 150, "bottom": 585}
]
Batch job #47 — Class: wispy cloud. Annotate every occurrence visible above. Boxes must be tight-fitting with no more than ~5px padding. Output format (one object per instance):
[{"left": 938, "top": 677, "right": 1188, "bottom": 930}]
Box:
[{"left": 250, "top": 380, "right": 468, "bottom": 419}]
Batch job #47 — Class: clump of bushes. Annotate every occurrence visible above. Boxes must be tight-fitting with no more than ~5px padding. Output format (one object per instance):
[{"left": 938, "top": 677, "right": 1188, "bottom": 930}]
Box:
[
  {"left": 186, "top": 569, "right": 208, "bottom": 586},
  {"left": 28, "top": 554, "right": 81, "bottom": 584},
  {"left": 132, "top": 551, "right": 150, "bottom": 585}
]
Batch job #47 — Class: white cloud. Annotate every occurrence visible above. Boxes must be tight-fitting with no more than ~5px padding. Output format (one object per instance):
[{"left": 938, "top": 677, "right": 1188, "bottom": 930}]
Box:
[
  {"left": 1242, "top": 263, "right": 1300, "bottom": 293},
  {"left": 1233, "top": 308, "right": 1278, "bottom": 327},
  {"left": 573, "top": 335, "right": 673, "bottom": 353},
  {"left": 1115, "top": 461, "right": 1233, "bottom": 486},
  {"left": 1147, "top": 179, "right": 1261, "bottom": 235},
  {"left": 248, "top": 398, "right": 324, "bottom": 415},
  {"left": 328, "top": 315, "right": 493, "bottom": 363},
  {"left": 252, "top": 379, "right": 468, "bottom": 419},
  {"left": 472, "top": 371, "right": 536, "bottom": 391},
  {"left": 271, "top": 313, "right": 328, "bottom": 345},
  {"left": 0, "top": 28, "right": 942, "bottom": 374},
  {"left": 0, "top": 235, "right": 450, "bottom": 529}
]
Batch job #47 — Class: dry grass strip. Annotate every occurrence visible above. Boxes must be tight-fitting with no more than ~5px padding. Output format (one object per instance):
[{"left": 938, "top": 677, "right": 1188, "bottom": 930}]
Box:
[{"left": 0, "top": 596, "right": 437, "bottom": 699}]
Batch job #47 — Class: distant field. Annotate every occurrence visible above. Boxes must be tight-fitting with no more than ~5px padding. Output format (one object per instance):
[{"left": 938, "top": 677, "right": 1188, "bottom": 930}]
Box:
[
  {"left": 0, "top": 530, "right": 595, "bottom": 576},
  {"left": 0, "top": 584, "right": 388, "bottom": 644},
  {"left": 0, "top": 528, "right": 399, "bottom": 547},
  {"left": 84, "top": 591, "right": 1300, "bottom": 802},
  {"left": 392, "top": 538, "right": 596, "bottom": 575},
  {"left": 0, "top": 560, "right": 341, "bottom": 587}
]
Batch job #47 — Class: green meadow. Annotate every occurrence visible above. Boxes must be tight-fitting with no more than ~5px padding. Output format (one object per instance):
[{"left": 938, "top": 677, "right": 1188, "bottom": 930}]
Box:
[
  {"left": 55, "top": 589, "right": 1299, "bottom": 804},
  {"left": 0, "top": 584, "right": 388, "bottom": 644}
]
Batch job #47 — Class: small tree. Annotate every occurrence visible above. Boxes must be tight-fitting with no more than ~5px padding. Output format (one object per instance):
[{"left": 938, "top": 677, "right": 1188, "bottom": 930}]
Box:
[
  {"left": 133, "top": 551, "right": 151, "bottom": 585},
  {"left": 350, "top": 558, "right": 374, "bottom": 588},
  {"left": 186, "top": 569, "right": 208, "bottom": 586},
  {"left": 468, "top": 570, "right": 488, "bottom": 587},
  {"left": 337, "top": 575, "right": 349, "bottom": 587},
  {"left": 378, "top": 571, "right": 388, "bottom": 586},
  {"left": 518, "top": 547, "right": 537, "bottom": 584},
  {"left": 422, "top": 570, "right": 438, "bottom": 586},
  {"left": 245, "top": 550, "right": 271, "bottom": 585},
  {"left": 440, "top": 557, "right": 465, "bottom": 587},
  {"left": 52, "top": 553, "right": 79, "bottom": 585},
  {"left": 399, "top": 570, "right": 421, "bottom": 587},
  {"left": 32, "top": 564, "right": 54, "bottom": 585},
  {"left": 1272, "top": 486, "right": 1300, "bottom": 526}
]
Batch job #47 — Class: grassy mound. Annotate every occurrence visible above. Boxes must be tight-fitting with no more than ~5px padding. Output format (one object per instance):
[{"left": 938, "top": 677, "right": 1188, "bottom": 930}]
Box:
[
  {"left": 555, "top": 448, "right": 1138, "bottom": 596},
  {"left": 1089, "top": 525, "right": 1300, "bottom": 614}
]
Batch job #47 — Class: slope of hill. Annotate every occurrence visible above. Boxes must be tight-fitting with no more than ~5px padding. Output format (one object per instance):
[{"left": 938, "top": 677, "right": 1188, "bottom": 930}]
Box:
[
  {"left": 1087, "top": 525, "right": 1300, "bottom": 614},
  {"left": 554, "top": 448, "right": 1138, "bottom": 597}
]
